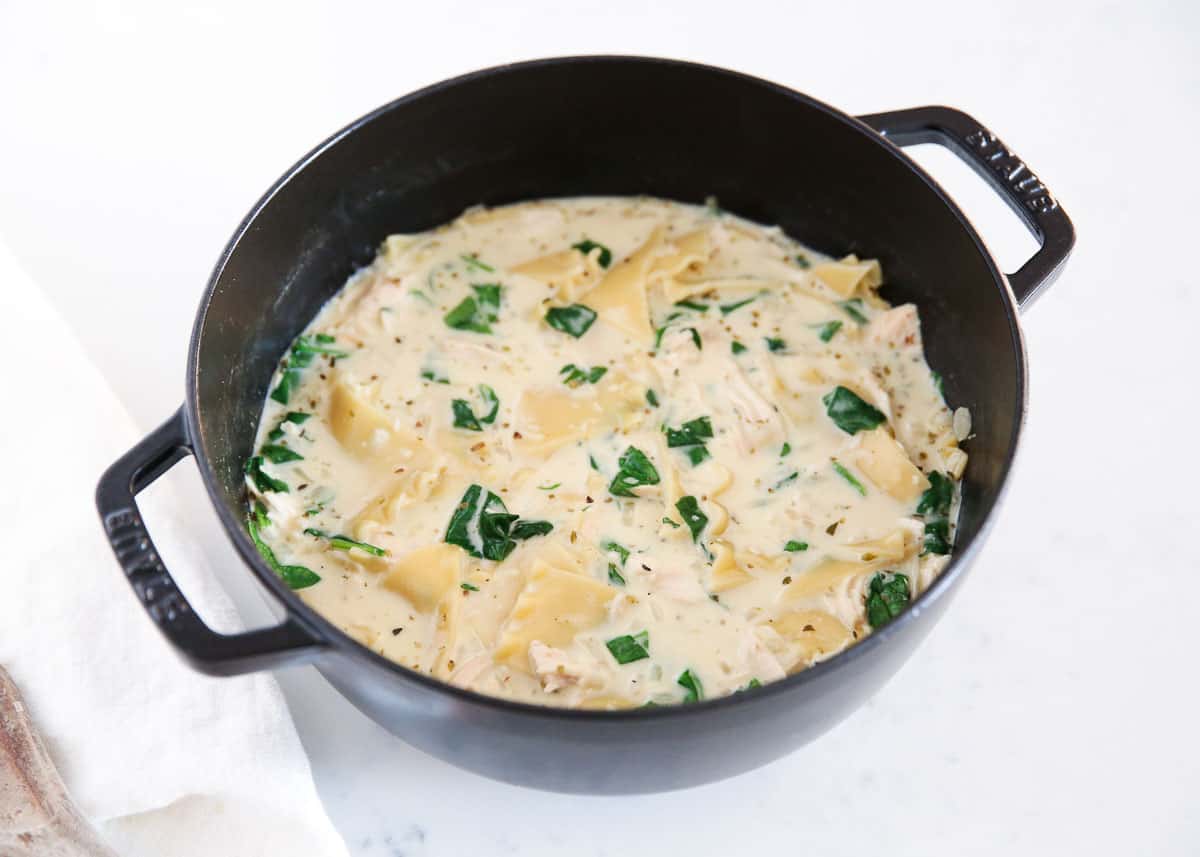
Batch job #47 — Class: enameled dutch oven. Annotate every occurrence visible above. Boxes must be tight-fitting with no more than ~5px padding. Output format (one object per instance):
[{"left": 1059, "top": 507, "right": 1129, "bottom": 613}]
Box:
[{"left": 96, "top": 56, "right": 1074, "bottom": 794}]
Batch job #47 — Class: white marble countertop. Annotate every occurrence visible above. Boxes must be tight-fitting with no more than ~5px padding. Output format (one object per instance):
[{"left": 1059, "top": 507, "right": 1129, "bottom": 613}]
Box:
[{"left": 3, "top": 1, "right": 1197, "bottom": 853}]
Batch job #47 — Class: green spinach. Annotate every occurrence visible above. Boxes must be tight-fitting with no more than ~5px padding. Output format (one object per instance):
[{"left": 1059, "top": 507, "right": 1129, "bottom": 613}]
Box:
[
  {"left": 303, "top": 528, "right": 387, "bottom": 556},
  {"left": 606, "top": 631, "right": 650, "bottom": 664},
  {"left": 677, "top": 668, "right": 704, "bottom": 703},
  {"left": 838, "top": 298, "right": 868, "bottom": 325},
  {"left": 443, "top": 484, "right": 553, "bottom": 561},
  {"left": 822, "top": 386, "right": 886, "bottom": 434},
  {"left": 866, "top": 572, "right": 910, "bottom": 628},
  {"left": 816, "top": 320, "right": 843, "bottom": 342},
  {"left": 246, "top": 502, "right": 319, "bottom": 589},
  {"left": 545, "top": 303, "right": 597, "bottom": 338},
  {"left": 572, "top": 239, "right": 612, "bottom": 268},
  {"left": 831, "top": 460, "right": 867, "bottom": 496},
  {"left": 444, "top": 284, "right": 503, "bottom": 334},
  {"left": 245, "top": 455, "right": 288, "bottom": 494},
  {"left": 608, "top": 446, "right": 661, "bottom": 497},
  {"left": 675, "top": 496, "right": 707, "bottom": 541}
]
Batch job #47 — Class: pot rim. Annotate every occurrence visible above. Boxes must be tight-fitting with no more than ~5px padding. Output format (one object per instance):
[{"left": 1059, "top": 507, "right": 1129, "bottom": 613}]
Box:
[{"left": 185, "top": 54, "right": 1027, "bottom": 721}]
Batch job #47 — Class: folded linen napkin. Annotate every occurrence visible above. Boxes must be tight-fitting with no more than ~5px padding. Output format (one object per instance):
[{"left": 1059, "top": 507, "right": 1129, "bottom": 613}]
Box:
[{"left": 0, "top": 238, "right": 349, "bottom": 857}]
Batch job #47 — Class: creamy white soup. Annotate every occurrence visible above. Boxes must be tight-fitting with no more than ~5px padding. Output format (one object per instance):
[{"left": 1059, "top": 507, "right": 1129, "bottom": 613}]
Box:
[{"left": 245, "top": 197, "right": 969, "bottom": 708}]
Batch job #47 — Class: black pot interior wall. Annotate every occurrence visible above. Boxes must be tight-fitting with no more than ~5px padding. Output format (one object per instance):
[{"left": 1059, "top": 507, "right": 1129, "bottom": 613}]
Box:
[{"left": 191, "top": 58, "right": 1019, "bottom": 558}]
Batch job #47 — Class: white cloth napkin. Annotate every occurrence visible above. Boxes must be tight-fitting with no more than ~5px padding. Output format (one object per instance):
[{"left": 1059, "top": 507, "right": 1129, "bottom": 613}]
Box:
[{"left": 0, "top": 239, "right": 349, "bottom": 857}]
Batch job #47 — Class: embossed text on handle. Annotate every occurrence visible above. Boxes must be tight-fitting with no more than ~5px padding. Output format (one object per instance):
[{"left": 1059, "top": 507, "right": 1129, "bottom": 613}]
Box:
[{"left": 964, "top": 129, "right": 1059, "bottom": 215}]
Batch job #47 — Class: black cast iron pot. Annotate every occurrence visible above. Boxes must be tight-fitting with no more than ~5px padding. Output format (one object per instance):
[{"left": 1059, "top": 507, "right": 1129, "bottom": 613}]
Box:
[{"left": 96, "top": 56, "right": 1073, "bottom": 794}]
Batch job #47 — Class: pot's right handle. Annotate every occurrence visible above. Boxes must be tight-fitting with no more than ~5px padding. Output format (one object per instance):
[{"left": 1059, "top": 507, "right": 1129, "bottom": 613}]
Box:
[
  {"left": 858, "top": 105, "right": 1075, "bottom": 310},
  {"left": 96, "top": 408, "right": 329, "bottom": 676}
]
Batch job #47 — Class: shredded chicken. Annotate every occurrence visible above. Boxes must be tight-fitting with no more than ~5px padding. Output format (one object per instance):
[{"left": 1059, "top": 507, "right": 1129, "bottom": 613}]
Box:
[
  {"left": 528, "top": 641, "right": 587, "bottom": 693},
  {"left": 866, "top": 304, "right": 921, "bottom": 349}
]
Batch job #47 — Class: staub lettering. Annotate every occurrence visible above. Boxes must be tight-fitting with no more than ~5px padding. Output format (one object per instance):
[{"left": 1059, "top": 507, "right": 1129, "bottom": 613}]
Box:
[
  {"left": 964, "top": 129, "right": 1058, "bottom": 214},
  {"left": 103, "top": 507, "right": 191, "bottom": 624}
]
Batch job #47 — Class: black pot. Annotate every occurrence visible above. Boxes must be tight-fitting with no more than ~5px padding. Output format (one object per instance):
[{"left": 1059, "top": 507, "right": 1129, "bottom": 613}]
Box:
[{"left": 96, "top": 56, "right": 1073, "bottom": 794}]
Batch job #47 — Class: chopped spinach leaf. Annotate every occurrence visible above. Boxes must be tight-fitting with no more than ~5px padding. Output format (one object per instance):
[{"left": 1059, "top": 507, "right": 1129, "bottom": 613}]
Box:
[
  {"left": 664, "top": 416, "right": 714, "bottom": 467},
  {"left": 260, "top": 443, "right": 303, "bottom": 464},
  {"left": 460, "top": 253, "right": 494, "bottom": 272},
  {"left": 917, "top": 471, "right": 954, "bottom": 517},
  {"left": 780, "top": 442, "right": 792, "bottom": 457},
  {"left": 794, "top": 254, "right": 811, "bottom": 269},
  {"left": 743, "top": 678, "right": 763, "bottom": 691},
  {"left": 917, "top": 471, "right": 955, "bottom": 555},
  {"left": 765, "top": 337, "right": 787, "bottom": 352},
  {"left": 478, "top": 385, "right": 499, "bottom": 423},
  {"left": 511, "top": 519, "right": 554, "bottom": 540},
  {"left": 932, "top": 371, "right": 946, "bottom": 399},
  {"left": 270, "top": 334, "right": 349, "bottom": 404},
  {"left": 451, "top": 385, "right": 500, "bottom": 431},
  {"left": 545, "top": 303, "right": 597, "bottom": 338},
  {"left": 831, "top": 460, "right": 867, "bottom": 496},
  {"left": 303, "top": 528, "right": 387, "bottom": 556},
  {"left": 674, "top": 299, "right": 709, "bottom": 312},
  {"left": 784, "top": 540, "right": 809, "bottom": 552},
  {"left": 720, "top": 296, "right": 756, "bottom": 315},
  {"left": 538, "top": 482, "right": 561, "bottom": 491},
  {"left": 269, "top": 368, "right": 302, "bottom": 405},
  {"left": 245, "top": 455, "right": 288, "bottom": 493},
  {"left": 822, "top": 386, "right": 886, "bottom": 434},
  {"left": 451, "top": 399, "right": 482, "bottom": 431},
  {"left": 774, "top": 471, "right": 798, "bottom": 490},
  {"left": 923, "top": 520, "right": 952, "bottom": 555},
  {"left": 731, "top": 340, "right": 748, "bottom": 355},
  {"left": 292, "top": 334, "right": 349, "bottom": 358},
  {"left": 816, "top": 320, "right": 843, "bottom": 342},
  {"left": 661, "top": 516, "right": 680, "bottom": 528},
  {"left": 572, "top": 239, "right": 613, "bottom": 268},
  {"left": 658, "top": 323, "right": 701, "bottom": 350},
  {"left": 443, "top": 484, "right": 553, "bottom": 561},
  {"left": 444, "top": 284, "right": 503, "bottom": 334},
  {"left": 420, "top": 367, "right": 450, "bottom": 384},
  {"left": 606, "top": 631, "right": 650, "bottom": 664},
  {"left": 603, "top": 539, "right": 630, "bottom": 583},
  {"left": 664, "top": 416, "right": 713, "bottom": 448},
  {"left": 246, "top": 503, "right": 319, "bottom": 589},
  {"left": 472, "top": 283, "right": 501, "bottom": 308},
  {"left": 645, "top": 389, "right": 660, "bottom": 408},
  {"left": 608, "top": 446, "right": 661, "bottom": 498},
  {"left": 603, "top": 540, "right": 631, "bottom": 566},
  {"left": 249, "top": 499, "right": 270, "bottom": 531},
  {"left": 560, "top": 363, "right": 608, "bottom": 386},
  {"left": 267, "top": 411, "right": 311, "bottom": 442},
  {"left": 675, "top": 496, "right": 708, "bottom": 541},
  {"left": 461, "top": 582, "right": 480, "bottom": 591},
  {"left": 838, "top": 298, "right": 869, "bottom": 325},
  {"left": 866, "top": 572, "right": 911, "bottom": 628},
  {"left": 677, "top": 668, "right": 704, "bottom": 703}
]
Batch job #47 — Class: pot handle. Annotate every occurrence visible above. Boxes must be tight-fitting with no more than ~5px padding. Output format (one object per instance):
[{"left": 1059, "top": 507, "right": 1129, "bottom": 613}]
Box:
[
  {"left": 95, "top": 408, "right": 328, "bottom": 676},
  {"left": 857, "top": 105, "right": 1075, "bottom": 309}
]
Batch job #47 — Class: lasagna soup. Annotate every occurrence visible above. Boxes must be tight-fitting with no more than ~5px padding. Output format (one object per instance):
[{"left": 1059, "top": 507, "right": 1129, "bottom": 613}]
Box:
[{"left": 245, "top": 197, "right": 969, "bottom": 708}]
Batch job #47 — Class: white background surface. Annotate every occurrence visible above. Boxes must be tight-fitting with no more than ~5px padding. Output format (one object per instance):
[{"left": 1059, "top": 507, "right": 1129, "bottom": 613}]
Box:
[{"left": 3, "top": 1, "right": 1198, "bottom": 854}]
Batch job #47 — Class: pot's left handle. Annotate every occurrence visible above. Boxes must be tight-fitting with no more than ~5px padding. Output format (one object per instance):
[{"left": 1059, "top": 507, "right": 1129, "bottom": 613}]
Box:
[{"left": 95, "top": 408, "right": 328, "bottom": 676}]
